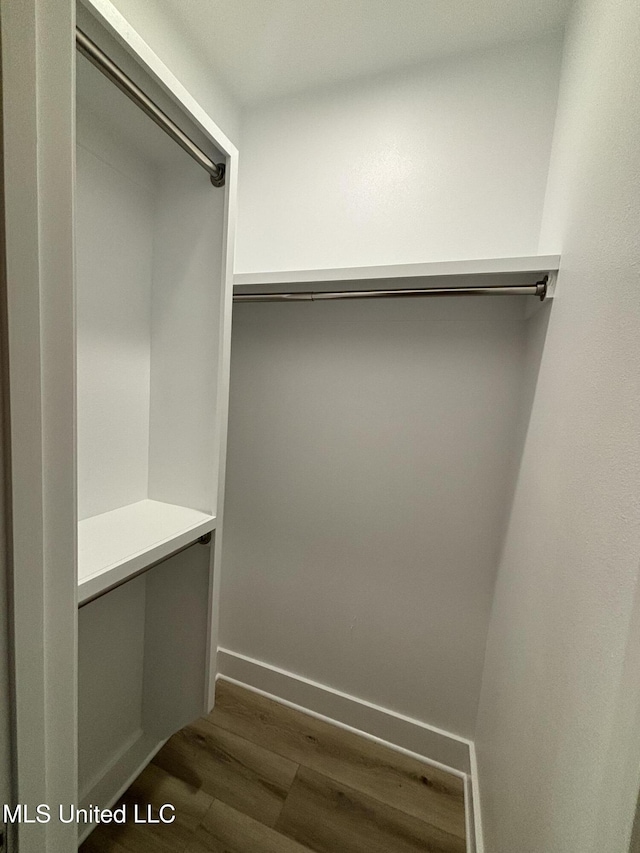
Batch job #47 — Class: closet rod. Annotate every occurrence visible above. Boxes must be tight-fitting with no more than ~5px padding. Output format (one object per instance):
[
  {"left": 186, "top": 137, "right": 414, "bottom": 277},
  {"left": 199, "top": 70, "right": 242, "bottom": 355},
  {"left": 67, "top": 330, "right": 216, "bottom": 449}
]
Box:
[
  {"left": 234, "top": 281, "right": 547, "bottom": 302},
  {"left": 75, "top": 28, "right": 225, "bottom": 187}
]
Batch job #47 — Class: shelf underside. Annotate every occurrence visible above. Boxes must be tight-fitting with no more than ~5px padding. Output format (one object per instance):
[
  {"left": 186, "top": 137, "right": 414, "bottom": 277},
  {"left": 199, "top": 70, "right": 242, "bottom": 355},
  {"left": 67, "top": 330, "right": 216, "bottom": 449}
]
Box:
[{"left": 78, "top": 499, "right": 215, "bottom": 604}]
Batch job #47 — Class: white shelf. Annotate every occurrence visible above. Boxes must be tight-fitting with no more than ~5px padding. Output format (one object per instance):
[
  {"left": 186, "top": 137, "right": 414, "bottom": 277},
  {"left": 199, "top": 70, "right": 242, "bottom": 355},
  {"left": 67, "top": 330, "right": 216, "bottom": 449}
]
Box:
[
  {"left": 233, "top": 255, "right": 561, "bottom": 288},
  {"left": 78, "top": 499, "right": 216, "bottom": 605}
]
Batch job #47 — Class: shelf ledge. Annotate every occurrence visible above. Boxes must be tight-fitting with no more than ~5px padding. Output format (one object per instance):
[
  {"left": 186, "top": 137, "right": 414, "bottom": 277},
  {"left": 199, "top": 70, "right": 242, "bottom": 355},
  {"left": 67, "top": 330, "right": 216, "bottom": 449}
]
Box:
[
  {"left": 78, "top": 499, "right": 215, "bottom": 605},
  {"left": 234, "top": 255, "right": 561, "bottom": 290}
]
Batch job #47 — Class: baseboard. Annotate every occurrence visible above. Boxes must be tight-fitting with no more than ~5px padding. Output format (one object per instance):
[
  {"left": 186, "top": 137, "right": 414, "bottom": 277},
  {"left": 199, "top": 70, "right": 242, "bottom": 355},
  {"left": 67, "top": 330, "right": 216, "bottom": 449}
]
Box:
[{"left": 217, "top": 647, "right": 484, "bottom": 850}]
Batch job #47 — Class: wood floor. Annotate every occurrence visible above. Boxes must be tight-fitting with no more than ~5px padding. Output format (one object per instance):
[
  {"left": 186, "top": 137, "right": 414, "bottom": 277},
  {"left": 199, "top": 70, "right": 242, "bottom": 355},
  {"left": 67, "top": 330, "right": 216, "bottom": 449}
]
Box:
[{"left": 81, "top": 680, "right": 467, "bottom": 853}]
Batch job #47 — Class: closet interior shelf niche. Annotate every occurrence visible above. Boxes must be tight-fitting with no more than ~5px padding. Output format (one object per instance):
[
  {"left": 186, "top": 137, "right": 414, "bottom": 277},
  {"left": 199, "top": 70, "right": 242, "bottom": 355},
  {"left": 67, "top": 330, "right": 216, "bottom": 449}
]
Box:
[{"left": 74, "top": 11, "right": 226, "bottom": 613}]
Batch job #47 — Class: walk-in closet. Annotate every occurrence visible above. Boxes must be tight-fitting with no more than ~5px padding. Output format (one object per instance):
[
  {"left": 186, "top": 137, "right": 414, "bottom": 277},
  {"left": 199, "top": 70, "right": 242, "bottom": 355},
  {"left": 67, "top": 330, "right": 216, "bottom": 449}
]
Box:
[{"left": 2, "top": 0, "right": 640, "bottom": 852}]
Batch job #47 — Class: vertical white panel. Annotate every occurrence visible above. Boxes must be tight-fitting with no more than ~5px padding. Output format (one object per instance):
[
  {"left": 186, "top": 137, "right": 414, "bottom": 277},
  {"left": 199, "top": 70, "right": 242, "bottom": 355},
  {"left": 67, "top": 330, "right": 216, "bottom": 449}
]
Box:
[
  {"left": 77, "top": 578, "right": 146, "bottom": 794},
  {"left": 142, "top": 545, "right": 211, "bottom": 737},
  {"left": 207, "top": 149, "right": 238, "bottom": 707},
  {"left": 2, "top": 1, "right": 77, "bottom": 850}
]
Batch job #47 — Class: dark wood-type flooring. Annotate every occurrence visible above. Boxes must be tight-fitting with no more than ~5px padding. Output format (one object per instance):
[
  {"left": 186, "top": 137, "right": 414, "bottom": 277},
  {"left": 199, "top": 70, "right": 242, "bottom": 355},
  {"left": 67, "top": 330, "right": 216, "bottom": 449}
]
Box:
[{"left": 81, "top": 680, "right": 466, "bottom": 852}]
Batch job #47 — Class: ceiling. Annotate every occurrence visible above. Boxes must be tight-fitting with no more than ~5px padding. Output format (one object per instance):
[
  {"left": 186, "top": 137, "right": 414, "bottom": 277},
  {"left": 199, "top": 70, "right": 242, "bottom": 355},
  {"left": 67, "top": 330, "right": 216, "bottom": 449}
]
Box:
[{"left": 150, "top": 0, "right": 571, "bottom": 104}]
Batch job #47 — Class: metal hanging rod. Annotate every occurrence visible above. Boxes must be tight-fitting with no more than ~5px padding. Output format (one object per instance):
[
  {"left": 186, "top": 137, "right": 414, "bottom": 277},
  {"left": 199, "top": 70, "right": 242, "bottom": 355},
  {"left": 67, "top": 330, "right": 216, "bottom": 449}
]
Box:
[
  {"left": 234, "top": 280, "right": 548, "bottom": 302},
  {"left": 75, "top": 28, "right": 225, "bottom": 187}
]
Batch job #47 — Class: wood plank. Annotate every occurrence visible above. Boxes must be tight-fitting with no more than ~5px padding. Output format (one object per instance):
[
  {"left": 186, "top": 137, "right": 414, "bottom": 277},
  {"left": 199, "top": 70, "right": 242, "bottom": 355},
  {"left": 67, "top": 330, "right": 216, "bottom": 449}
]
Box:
[
  {"left": 209, "top": 680, "right": 465, "bottom": 839},
  {"left": 80, "top": 762, "right": 212, "bottom": 853},
  {"left": 185, "top": 800, "right": 314, "bottom": 853},
  {"left": 153, "top": 715, "right": 298, "bottom": 827},
  {"left": 81, "top": 835, "right": 132, "bottom": 853},
  {"left": 277, "top": 767, "right": 466, "bottom": 853}
]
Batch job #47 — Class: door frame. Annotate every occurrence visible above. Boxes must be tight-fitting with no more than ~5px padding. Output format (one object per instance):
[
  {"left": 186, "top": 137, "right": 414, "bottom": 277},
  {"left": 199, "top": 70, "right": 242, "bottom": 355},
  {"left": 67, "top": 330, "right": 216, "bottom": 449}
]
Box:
[{"left": 2, "top": 1, "right": 77, "bottom": 850}]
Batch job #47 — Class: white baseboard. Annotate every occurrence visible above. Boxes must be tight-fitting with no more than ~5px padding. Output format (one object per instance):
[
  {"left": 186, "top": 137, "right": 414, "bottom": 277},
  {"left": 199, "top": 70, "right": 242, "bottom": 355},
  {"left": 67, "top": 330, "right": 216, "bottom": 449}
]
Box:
[{"left": 216, "top": 647, "right": 484, "bottom": 851}]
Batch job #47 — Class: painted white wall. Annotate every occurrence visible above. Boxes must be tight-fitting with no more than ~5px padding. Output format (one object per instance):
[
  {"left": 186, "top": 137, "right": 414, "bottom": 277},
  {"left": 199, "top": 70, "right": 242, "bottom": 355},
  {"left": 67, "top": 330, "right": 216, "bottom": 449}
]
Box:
[
  {"left": 75, "top": 107, "right": 154, "bottom": 520},
  {"left": 475, "top": 0, "right": 640, "bottom": 850},
  {"left": 235, "top": 35, "right": 563, "bottom": 273},
  {"left": 149, "top": 0, "right": 570, "bottom": 105},
  {"left": 221, "top": 296, "right": 534, "bottom": 737},
  {"left": 100, "top": 0, "right": 241, "bottom": 144}
]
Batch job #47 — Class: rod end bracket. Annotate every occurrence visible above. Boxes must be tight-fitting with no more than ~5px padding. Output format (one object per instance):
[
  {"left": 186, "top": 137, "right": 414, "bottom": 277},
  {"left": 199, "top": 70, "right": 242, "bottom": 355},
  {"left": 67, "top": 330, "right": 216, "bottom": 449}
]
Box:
[
  {"left": 547, "top": 271, "right": 558, "bottom": 299},
  {"left": 210, "top": 164, "right": 226, "bottom": 188},
  {"left": 537, "top": 275, "right": 548, "bottom": 301}
]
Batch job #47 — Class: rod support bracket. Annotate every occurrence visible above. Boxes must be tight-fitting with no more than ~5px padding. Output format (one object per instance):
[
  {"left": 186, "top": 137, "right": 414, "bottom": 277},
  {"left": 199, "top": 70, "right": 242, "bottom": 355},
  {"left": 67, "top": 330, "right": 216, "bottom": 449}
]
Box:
[
  {"left": 210, "top": 164, "right": 226, "bottom": 188},
  {"left": 538, "top": 275, "right": 549, "bottom": 301},
  {"left": 543, "top": 271, "right": 558, "bottom": 300},
  {"left": 198, "top": 532, "right": 212, "bottom": 545}
]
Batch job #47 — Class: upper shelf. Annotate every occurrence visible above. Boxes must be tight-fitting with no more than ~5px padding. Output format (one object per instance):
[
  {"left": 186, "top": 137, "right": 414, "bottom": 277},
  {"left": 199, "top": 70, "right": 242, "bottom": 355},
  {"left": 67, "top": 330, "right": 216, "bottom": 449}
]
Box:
[
  {"left": 78, "top": 499, "right": 216, "bottom": 605},
  {"left": 233, "top": 255, "right": 561, "bottom": 290}
]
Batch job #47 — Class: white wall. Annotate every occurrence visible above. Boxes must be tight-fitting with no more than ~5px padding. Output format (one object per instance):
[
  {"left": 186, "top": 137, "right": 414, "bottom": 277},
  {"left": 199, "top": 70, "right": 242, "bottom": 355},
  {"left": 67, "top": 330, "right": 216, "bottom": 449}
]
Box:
[
  {"left": 221, "top": 296, "right": 536, "bottom": 738},
  {"left": 475, "top": 0, "right": 640, "bottom": 850},
  {"left": 75, "top": 108, "right": 154, "bottom": 519},
  {"left": 235, "top": 35, "right": 563, "bottom": 273},
  {"left": 103, "top": 0, "right": 241, "bottom": 144}
]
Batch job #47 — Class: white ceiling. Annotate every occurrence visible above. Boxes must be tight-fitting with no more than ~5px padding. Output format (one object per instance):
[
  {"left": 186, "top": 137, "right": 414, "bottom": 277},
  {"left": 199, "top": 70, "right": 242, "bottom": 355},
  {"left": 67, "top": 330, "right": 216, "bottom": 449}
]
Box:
[{"left": 151, "top": 0, "right": 571, "bottom": 104}]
